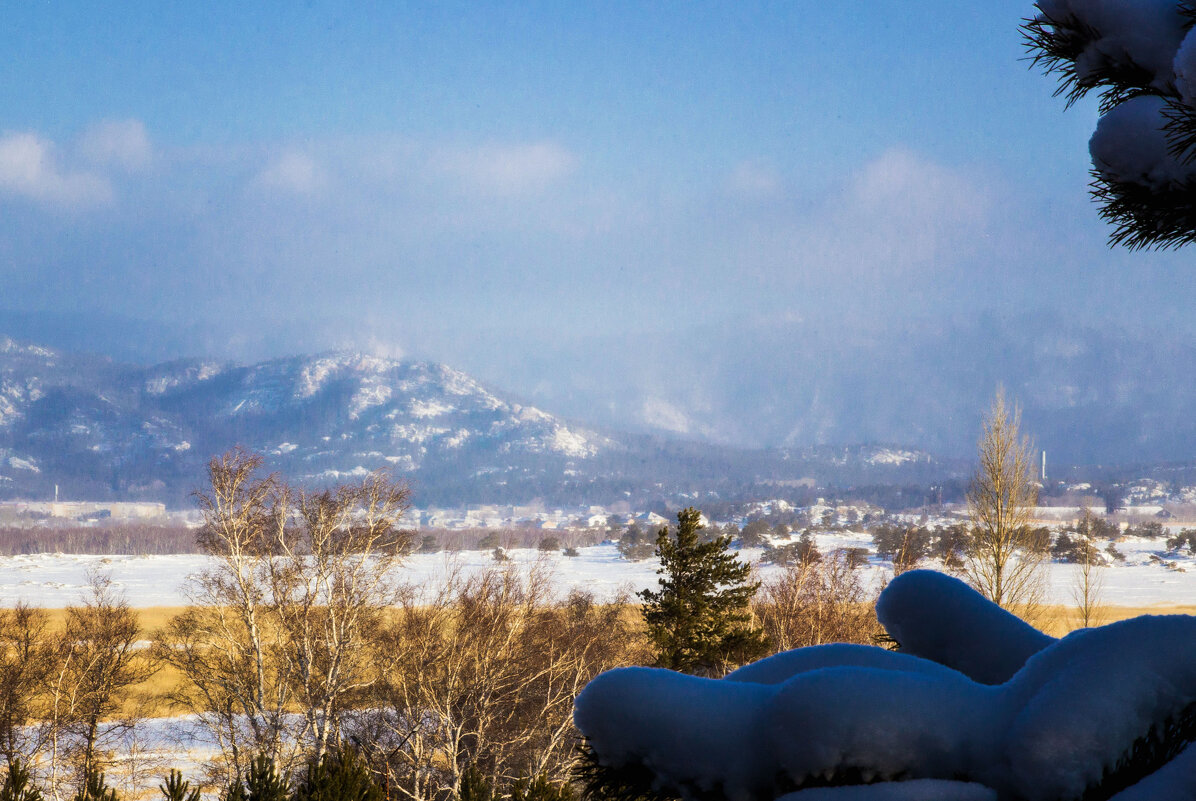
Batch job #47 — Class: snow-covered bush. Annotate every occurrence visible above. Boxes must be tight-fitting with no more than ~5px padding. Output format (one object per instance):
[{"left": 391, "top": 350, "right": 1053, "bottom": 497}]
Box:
[{"left": 575, "top": 570, "right": 1196, "bottom": 800}]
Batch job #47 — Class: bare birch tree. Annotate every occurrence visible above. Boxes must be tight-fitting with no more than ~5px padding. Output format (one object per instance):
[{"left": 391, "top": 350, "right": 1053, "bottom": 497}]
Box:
[
  {"left": 156, "top": 448, "right": 294, "bottom": 783},
  {"left": 1071, "top": 506, "right": 1106, "bottom": 629},
  {"left": 156, "top": 448, "right": 410, "bottom": 784},
  {"left": 269, "top": 473, "right": 411, "bottom": 763},
  {"left": 965, "top": 387, "right": 1045, "bottom": 612}
]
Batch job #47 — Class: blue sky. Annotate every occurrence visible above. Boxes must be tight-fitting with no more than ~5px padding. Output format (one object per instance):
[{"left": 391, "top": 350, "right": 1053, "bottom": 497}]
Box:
[{"left": 0, "top": 3, "right": 1190, "bottom": 396}]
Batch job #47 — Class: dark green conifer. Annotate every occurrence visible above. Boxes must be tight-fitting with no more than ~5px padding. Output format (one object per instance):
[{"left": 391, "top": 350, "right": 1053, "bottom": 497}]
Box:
[
  {"left": 293, "top": 747, "right": 382, "bottom": 801},
  {"left": 242, "top": 755, "right": 288, "bottom": 801},
  {"left": 0, "top": 760, "right": 43, "bottom": 801},
  {"left": 457, "top": 765, "right": 493, "bottom": 801},
  {"left": 510, "top": 773, "right": 577, "bottom": 801},
  {"left": 639, "top": 507, "right": 768, "bottom": 675},
  {"left": 71, "top": 769, "right": 118, "bottom": 801},
  {"left": 158, "top": 770, "right": 200, "bottom": 801}
]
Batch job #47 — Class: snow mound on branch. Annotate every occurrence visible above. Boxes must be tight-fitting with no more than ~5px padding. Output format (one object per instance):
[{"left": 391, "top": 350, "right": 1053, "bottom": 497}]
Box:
[
  {"left": 724, "top": 643, "right": 965, "bottom": 685},
  {"left": 776, "top": 780, "right": 996, "bottom": 800},
  {"left": 576, "top": 573, "right": 1196, "bottom": 800},
  {"left": 574, "top": 667, "right": 779, "bottom": 800},
  {"left": 1090, "top": 96, "right": 1196, "bottom": 190},
  {"left": 1104, "top": 741, "right": 1196, "bottom": 800},
  {"left": 1036, "top": 0, "right": 1187, "bottom": 91},
  {"left": 1175, "top": 27, "right": 1196, "bottom": 106},
  {"left": 768, "top": 667, "right": 996, "bottom": 787},
  {"left": 1001, "top": 615, "right": 1196, "bottom": 800},
  {"left": 875, "top": 569, "right": 1055, "bottom": 684}
]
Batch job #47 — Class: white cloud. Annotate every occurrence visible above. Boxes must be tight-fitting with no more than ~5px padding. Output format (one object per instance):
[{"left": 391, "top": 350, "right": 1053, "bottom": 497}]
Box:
[
  {"left": 255, "top": 149, "right": 324, "bottom": 196},
  {"left": 0, "top": 132, "right": 111, "bottom": 207},
  {"left": 77, "top": 119, "right": 153, "bottom": 171},
  {"left": 792, "top": 147, "right": 993, "bottom": 278},
  {"left": 438, "top": 141, "right": 576, "bottom": 196},
  {"left": 725, "top": 159, "right": 783, "bottom": 201}
]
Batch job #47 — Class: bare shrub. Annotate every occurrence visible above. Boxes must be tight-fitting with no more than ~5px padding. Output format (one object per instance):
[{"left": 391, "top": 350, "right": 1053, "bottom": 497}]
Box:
[
  {"left": 45, "top": 572, "right": 153, "bottom": 799},
  {"left": 752, "top": 549, "right": 882, "bottom": 651},
  {"left": 0, "top": 604, "right": 57, "bottom": 768},
  {"left": 355, "top": 561, "right": 644, "bottom": 801}
]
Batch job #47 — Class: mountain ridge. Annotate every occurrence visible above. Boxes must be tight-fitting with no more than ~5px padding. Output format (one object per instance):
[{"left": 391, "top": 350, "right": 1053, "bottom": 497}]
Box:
[{"left": 0, "top": 337, "right": 950, "bottom": 507}]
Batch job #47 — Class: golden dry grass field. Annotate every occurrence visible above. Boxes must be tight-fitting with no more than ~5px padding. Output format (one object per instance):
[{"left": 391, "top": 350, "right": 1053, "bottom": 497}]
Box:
[{"left": 30, "top": 602, "right": 1195, "bottom": 719}]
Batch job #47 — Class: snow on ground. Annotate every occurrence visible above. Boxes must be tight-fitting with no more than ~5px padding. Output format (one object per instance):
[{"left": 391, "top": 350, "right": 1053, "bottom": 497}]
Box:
[{"left": 0, "top": 529, "right": 1195, "bottom": 608}]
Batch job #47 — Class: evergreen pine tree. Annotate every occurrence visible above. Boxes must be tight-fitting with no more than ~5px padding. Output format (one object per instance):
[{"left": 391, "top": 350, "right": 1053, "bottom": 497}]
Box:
[
  {"left": 293, "top": 747, "right": 383, "bottom": 801},
  {"left": 158, "top": 770, "right": 200, "bottom": 801},
  {"left": 219, "top": 780, "right": 247, "bottom": 801},
  {"left": 639, "top": 507, "right": 768, "bottom": 675},
  {"left": 457, "top": 766, "right": 493, "bottom": 801},
  {"left": 0, "top": 761, "right": 43, "bottom": 801},
  {"left": 71, "top": 769, "right": 118, "bottom": 801},
  {"left": 240, "top": 755, "right": 288, "bottom": 801}
]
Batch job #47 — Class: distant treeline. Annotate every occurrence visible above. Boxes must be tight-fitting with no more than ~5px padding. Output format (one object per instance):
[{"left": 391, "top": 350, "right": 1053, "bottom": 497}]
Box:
[{"left": 0, "top": 524, "right": 612, "bottom": 556}]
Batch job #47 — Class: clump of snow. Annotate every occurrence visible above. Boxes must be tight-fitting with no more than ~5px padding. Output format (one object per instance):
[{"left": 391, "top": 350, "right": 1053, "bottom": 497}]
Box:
[
  {"left": 296, "top": 357, "right": 341, "bottom": 398},
  {"left": 1000, "top": 615, "right": 1196, "bottom": 800},
  {"left": 876, "top": 570, "right": 1056, "bottom": 684},
  {"left": 144, "top": 361, "right": 224, "bottom": 395},
  {"left": 864, "top": 448, "right": 924, "bottom": 467},
  {"left": 388, "top": 423, "right": 449, "bottom": 444},
  {"left": 1106, "top": 741, "right": 1196, "bottom": 800},
  {"left": 576, "top": 663, "right": 995, "bottom": 798},
  {"left": 514, "top": 404, "right": 554, "bottom": 424},
  {"left": 777, "top": 781, "right": 996, "bottom": 800},
  {"left": 348, "top": 381, "right": 392, "bottom": 418},
  {"left": 1175, "top": 26, "right": 1196, "bottom": 105},
  {"left": 725, "top": 643, "right": 965, "bottom": 685},
  {"left": 1090, "top": 96, "right": 1196, "bottom": 190},
  {"left": 1036, "top": 0, "right": 1187, "bottom": 92},
  {"left": 575, "top": 667, "right": 781, "bottom": 800},
  {"left": 576, "top": 570, "right": 1196, "bottom": 799},
  {"left": 0, "top": 338, "right": 54, "bottom": 358}
]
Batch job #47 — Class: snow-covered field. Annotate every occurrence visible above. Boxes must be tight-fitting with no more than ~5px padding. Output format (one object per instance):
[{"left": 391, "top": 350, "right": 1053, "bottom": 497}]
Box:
[{"left": 1, "top": 529, "right": 1194, "bottom": 608}]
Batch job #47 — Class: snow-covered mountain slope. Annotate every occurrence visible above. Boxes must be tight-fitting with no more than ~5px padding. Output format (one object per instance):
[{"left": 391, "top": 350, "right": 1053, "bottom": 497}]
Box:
[
  {"left": 0, "top": 343, "right": 631, "bottom": 502},
  {"left": 0, "top": 339, "right": 952, "bottom": 506}
]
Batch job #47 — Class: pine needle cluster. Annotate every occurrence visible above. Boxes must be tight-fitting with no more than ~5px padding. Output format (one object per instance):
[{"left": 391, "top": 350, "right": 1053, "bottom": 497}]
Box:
[{"left": 1023, "top": 3, "right": 1196, "bottom": 249}]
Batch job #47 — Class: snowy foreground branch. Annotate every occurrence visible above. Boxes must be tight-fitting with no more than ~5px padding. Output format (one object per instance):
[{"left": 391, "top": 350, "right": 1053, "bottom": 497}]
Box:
[
  {"left": 574, "top": 570, "right": 1196, "bottom": 801},
  {"left": 1024, "top": 1, "right": 1196, "bottom": 249}
]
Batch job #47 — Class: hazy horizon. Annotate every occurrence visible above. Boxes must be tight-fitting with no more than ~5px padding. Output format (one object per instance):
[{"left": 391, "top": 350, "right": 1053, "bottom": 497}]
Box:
[{"left": 3, "top": 3, "right": 1195, "bottom": 459}]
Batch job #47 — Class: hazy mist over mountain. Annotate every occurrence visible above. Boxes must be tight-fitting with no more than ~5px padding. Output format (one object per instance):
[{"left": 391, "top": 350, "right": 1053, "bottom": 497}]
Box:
[
  {"left": 3, "top": 5, "right": 1196, "bottom": 478},
  {"left": 2, "top": 309, "right": 1195, "bottom": 469}
]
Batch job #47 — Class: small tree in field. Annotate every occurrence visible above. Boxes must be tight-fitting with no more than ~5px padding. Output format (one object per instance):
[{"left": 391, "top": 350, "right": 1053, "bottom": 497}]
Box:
[
  {"left": 966, "top": 388, "right": 1045, "bottom": 612},
  {"left": 639, "top": 508, "right": 767, "bottom": 676}
]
